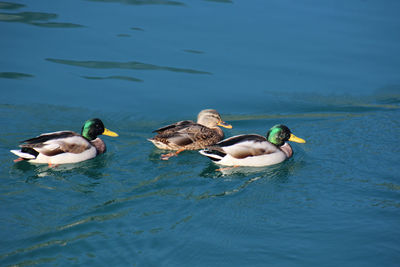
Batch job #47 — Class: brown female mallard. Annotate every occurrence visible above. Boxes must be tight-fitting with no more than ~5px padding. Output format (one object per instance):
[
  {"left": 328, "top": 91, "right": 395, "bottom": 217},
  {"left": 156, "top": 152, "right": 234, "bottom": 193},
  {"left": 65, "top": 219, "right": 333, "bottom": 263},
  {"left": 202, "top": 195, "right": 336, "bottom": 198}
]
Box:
[{"left": 148, "top": 109, "right": 232, "bottom": 160}]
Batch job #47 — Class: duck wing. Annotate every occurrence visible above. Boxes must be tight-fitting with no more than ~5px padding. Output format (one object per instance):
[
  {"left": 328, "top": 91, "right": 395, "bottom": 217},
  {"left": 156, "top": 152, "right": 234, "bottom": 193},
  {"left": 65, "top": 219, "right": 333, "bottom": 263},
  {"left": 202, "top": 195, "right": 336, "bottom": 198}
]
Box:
[
  {"left": 153, "top": 122, "right": 217, "bottom": 147},
  {"left": 215, "top": 134, "right": 277, "bottom": 159},
  {"left": 20, "top": 131, "right": 92, "bottom": 156},
  {"left": 21, "top": 131, "right": 78, "bottom": 145},
  {"left": 152, "top": 120, "right": 194, "bottom": 134}
]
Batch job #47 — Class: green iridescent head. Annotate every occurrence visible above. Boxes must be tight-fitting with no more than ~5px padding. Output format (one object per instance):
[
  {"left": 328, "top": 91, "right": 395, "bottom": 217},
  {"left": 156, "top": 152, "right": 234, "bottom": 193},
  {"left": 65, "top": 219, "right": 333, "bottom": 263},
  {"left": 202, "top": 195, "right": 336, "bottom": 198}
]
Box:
[
  {"left": 81, "top": 118, "right": 118, "bottom": 140},
  {"left": 266, "top": 124, "right": 306, "bottom": 146}
]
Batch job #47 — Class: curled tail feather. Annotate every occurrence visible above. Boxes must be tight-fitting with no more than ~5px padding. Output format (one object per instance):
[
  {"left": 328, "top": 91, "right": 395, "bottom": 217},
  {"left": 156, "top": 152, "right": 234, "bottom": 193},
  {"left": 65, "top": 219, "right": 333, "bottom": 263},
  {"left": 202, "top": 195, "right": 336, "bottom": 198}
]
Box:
[
  {"left": 199, "top": 148, "right": 226, "bottom": 161},
  {"left": 10, "top": 149, "right": 37, "bottom": 159}
]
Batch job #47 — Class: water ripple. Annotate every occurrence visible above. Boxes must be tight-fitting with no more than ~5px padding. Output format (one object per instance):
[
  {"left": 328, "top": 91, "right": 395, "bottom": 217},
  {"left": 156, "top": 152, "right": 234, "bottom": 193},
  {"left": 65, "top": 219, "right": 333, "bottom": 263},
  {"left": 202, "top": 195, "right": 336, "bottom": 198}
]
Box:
[
  {"left": 81, "top": 75, "right": 143, "bottom": 82},
  {"left": 86, "top": 0, "right": 185, "bottom": 6},
  {"left": 183, "top": 49, "right": 204, "bottom": 54},
  {"left": 46, "top": 58, "right": 212, "bottom": 75},
  {"left": 204, "top": 0, "right": 233, "bottom": 3},
  {"left": 0, "top": 11, "right": 84, "bottom": 28},
  {"left": 130, "top": 27, "right": 144, "bottom": 31},
  {"left": 58, "top": 212, "right": 128, "bottom": 231},
  {"left": 0, "top": 1, "right": 25, "bottom": 10},
  {"left": 0, "top": 72, "right": 33, "bottom": 79},
  {"left": 0, "top": 231, "right": 101, "bottom": 263}
]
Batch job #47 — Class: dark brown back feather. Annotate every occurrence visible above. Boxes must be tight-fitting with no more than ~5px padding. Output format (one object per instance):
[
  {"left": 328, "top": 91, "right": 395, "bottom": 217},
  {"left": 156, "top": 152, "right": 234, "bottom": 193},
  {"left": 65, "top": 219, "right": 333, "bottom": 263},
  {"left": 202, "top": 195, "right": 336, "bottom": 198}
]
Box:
[
  {"left": 152, "top": 120, "right": 194, "bottom": 133},
  {"left": 153, "top": 123, "right": 223, "bottom": 149},
  {"left": 21, "top": 131, "right": 79, "bottom": 146}
]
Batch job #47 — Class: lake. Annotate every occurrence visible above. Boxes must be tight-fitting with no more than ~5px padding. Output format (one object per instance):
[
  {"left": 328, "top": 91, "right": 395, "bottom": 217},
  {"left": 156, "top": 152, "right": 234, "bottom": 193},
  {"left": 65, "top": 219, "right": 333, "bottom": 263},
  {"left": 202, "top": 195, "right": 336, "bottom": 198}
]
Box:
[{"left": 1, "top": 0, "right": 399, "bottom": 266}]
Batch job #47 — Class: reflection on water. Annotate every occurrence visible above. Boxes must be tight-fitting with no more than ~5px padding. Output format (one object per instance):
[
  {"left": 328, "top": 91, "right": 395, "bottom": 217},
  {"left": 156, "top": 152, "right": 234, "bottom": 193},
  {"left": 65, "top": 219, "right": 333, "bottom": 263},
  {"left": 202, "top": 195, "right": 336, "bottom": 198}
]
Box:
[
  {"left": 86, "top": 0, "right": 185, "bottom": 6},
  {"left": 0, "top": 72, "right": 33, "bottom": 79},
  {"left": 82, "top": 75, "right": 143, "bottom": 82},
  {"left": 0, "top": 1, "right": 25, "bottom": 10},
  {"left": 147, "top": 149, "right": 166, "bottom": 162},
  {"left": 294, "top": 89, "right": 400, "bottom": 111},
  {"left": 200, "top": 159, "right": 301, "bottom": 179},
  {"left": 221, "top": 89, "right": 400, "bottom": 123},
  {"left": 58, "top": 211, "right": 128, "bottom": 231},
  {"left": 204, "top": 0, "right": 233, "bottom": 3},
  {"left": 46, "top": 58, "right": 212, "bottom": 75},
  {"left": 183, "top": 49, "right": 204, "bottom": 54},
  {"left": 0, "top": 11, "right": 83, "bottom": 28},
  {"left": 130, "top": 27, "right": 144, "bottom": 31},
  {"left": 117, "top": 33, "right": 131, "bottom": 37},
  {"left": 0, "top": 230, "right": 102, "bottom": 265},
  {"left": 223, "top": 112, "right": 361, "bottom": 123},
  {"left": 11, "top": 156, "right": 109, "bottom": 183},
  {"left": 196, "top": 160, "right": 305, "bottom": 199},
  {"left": 372, "top": 84, "right": 400, "bottom": 105}
]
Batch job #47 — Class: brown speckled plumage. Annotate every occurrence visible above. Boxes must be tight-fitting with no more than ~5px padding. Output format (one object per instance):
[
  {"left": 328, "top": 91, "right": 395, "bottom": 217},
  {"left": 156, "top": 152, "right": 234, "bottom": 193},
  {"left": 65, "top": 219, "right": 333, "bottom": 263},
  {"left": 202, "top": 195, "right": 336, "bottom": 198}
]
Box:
[
  {"left": 148, "top": 109, "right": 232, "bottom": 152},
  {"left": 149, "top": 123, "right": 224, "bottom": 150}
]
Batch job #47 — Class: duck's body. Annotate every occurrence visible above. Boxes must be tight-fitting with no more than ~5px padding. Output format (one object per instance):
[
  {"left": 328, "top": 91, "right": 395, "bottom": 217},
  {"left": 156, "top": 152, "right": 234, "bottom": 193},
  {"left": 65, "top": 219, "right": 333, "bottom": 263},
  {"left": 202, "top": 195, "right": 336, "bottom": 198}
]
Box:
[
  {"left": 149, "top": 120, "right": 225, "bottom": 151},
  {"left": 148, "top": 109, "right": 232, "bottom": 160},
  {"left": 199, "top": 125, "right": 305, "bottom": 167},
  {"left": 10, "top": 119, "right": 118, "bottom": 165}
]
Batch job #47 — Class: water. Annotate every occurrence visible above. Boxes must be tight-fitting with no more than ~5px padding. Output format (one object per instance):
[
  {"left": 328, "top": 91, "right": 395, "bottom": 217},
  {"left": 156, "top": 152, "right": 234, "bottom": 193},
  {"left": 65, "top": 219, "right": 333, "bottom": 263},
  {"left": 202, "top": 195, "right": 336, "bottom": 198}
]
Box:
[{"left": 1, "top": 0, "right": 400, "bottom": 266}]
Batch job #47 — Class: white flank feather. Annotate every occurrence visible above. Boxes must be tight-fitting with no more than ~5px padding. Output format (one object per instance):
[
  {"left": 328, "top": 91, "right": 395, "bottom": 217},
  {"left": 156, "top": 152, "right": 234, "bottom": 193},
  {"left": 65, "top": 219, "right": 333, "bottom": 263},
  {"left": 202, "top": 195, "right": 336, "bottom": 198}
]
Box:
[
  {"left": 34, "top": 136, "right": 88, "bottom": 154},
  {"left": 40, "top": 142, "right": 60, "bottom": 151},
  {"left": 30, "top": 147, "right": 97, "bottom": 164},
  {"left": 31, "top": 135, "right": 96, "bottom": 164},
  {"left": 222, "top": 140, "right": 276, "bottom": 156},
  {"left": 12, "top": 135, "right": 98, "bottom": 164}
]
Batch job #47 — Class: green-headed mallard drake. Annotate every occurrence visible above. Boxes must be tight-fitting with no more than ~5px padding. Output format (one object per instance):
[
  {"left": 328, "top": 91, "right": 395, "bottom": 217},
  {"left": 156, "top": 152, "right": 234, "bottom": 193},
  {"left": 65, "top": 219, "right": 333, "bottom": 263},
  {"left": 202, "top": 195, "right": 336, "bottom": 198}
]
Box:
[
  {"left": 148, "top": 109, "right": 232, "bottom": 160},
  {"left": 199, "top": 124, "right": 305, "bottom": 167},
  {"left": 10, "top": 118, "right": 118, "bottom": 165}
]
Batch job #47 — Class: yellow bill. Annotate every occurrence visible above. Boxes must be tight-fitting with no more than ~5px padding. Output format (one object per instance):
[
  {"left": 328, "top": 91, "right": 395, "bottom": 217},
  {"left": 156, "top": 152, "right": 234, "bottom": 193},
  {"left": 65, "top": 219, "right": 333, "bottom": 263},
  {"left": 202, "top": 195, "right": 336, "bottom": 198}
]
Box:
[
  {"left": 218, "top": 121, "right": 233, "bottom": 129},
  {"left": 102, "top": 128, "right": 119, "bottom": 137},
  {"left": 289, "top": 133, "right": 306, "bottom": 143}
]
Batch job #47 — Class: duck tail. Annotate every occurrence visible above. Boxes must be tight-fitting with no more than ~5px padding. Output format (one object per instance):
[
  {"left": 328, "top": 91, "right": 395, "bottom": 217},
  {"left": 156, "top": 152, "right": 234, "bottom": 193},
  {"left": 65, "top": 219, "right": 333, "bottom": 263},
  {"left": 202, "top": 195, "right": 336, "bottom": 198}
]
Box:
[
  {"left": 10, "top": 149, "right": 37, "bottom": 159},
  {"left": 148, "top": 138, "right": 170, "bottom": 150},
  {"left": 199, "top": 148, "right": 226, "bottom": 161}
]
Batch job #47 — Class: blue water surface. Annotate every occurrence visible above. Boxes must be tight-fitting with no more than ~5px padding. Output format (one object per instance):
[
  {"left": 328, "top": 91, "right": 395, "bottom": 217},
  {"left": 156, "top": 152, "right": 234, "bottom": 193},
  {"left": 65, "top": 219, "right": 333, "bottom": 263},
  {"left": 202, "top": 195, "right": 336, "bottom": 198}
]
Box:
[{"left": 1, "top": 0, "right": 400, "bottom": 266}]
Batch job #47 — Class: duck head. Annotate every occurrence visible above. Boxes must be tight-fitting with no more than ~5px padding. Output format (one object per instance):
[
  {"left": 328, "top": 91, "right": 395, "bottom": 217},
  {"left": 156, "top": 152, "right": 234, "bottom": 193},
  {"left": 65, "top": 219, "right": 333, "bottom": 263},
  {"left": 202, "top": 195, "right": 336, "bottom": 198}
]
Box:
[
  {"left": 197, "top": 109, "right": 232, "bottom": 129},
  {"left": 266, "top": 124, "right": 306, "bottom": 146},
  {"left": 81, "top": 118, "right": 119, "bottom": 141}
]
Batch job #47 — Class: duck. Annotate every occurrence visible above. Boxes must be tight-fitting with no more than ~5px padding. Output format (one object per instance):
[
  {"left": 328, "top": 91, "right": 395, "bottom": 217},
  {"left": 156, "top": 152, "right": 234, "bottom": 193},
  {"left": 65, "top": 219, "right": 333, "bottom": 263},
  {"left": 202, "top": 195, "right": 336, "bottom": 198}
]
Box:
[
  {"left": 148, "top": 109, "right": 232, "bottom": 160},
  {"left": 10, "top": 118, "right": 118, "bottom": 165},
  {"left": 199, "top": 124, "right": 305, "bottom": 167}
]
